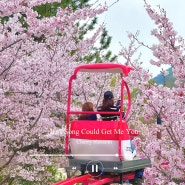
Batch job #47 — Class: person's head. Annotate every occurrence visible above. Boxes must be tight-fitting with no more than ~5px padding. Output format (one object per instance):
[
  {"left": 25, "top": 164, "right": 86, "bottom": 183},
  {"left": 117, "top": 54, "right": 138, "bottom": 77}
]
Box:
[
  {"left": 102, "top": 91, "right": 114, "bottom": 108},
  {"left": 104, "top": 91, "right": 114, "bottom": 99},
  {"left": 82, "top": 102, "right": 94, "bottom": 112},
  {"left": 78, "top": 102, "right": 94, "bottom": 120}
]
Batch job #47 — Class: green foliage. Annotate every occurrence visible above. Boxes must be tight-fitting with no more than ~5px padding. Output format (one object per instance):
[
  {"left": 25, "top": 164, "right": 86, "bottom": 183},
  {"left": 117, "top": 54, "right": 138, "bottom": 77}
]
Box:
[
  {"left": 131, "top": 88, "right": 141, "bottom": 98},
  {"left": 0, "top": 172, "right": 4, "bottom": 184},
  {"left": 33, "top": 2, "right": 61, "bottom": 17},
  {"left": 33, "top": 0, "right": 91, "bottom": 18},
  {"left": 60, "top": 0, "right": 90, "bottom": 10},
  {"left": 83, "top": 28, "right": 117, "bottom": 63},
  {"left": 100, "top": 28, "right": 111, "bottom": 50},
  {"left": 0, "top": 16, "right": 9, "bottom": 24},
  {"left": 46, "top": 165, "right": 65, "bottom": 183},
  {"left": 33, "top": 1, "right": 117, "bottom": 63},
  {"left": 12, "top": 178, "right": 38, "bottom": 185},
  {"left": 110, "top": 75, "right": 117, "bottom": 87},
  {"left": 18, "top": 13, "right": 29, "bottom": 28},
  {"left": 78, "top": 17, "right": 98, "bottom": 40}
]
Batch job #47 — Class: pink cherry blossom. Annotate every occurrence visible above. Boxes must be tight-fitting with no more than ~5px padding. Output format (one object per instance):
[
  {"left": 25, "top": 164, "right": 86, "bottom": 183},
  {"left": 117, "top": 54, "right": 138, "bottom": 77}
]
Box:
[{"left": 119, "top": 1, "right": 185, "bottom": 184}]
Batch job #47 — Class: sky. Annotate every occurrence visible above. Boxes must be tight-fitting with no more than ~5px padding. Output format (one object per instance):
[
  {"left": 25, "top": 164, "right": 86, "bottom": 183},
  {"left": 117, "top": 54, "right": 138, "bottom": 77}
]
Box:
[{"left": 95, "top": 0, "right": 185, "bottom": 76}]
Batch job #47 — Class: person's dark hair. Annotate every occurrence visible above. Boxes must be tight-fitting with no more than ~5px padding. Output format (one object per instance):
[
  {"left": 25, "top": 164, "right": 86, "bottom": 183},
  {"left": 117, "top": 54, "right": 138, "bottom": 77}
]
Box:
[
  {"left": 101, "top": 98, "right": 114, "bottom": 110},
  {"left": 101, "top": 91, "right": 114, "bottom": 110}
]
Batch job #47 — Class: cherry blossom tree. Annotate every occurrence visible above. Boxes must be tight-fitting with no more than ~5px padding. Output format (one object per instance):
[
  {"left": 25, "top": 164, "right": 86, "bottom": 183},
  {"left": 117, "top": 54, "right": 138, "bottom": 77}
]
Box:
[
  {"left": 0, "top": 0, "right": 108, "bottom": 184},
  {"left": 119, "top": 1, "right": 185, "bottom": 184}
]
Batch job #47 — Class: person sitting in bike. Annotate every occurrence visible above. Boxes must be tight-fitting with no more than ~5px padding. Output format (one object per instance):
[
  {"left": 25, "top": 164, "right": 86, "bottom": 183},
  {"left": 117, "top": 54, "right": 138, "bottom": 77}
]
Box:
[
  {"left": 97, "top": 91, "right": 121, "bottom": 121},
  {"left": 78, "top": 102, "right": 97, "bottom": 120}
]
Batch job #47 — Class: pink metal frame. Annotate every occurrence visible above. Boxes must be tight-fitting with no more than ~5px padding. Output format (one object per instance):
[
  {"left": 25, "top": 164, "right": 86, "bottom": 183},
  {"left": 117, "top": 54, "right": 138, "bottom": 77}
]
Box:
[
  {"left": 52, "top": 172, "right": 135, "bottom": 185},
  {"left": 65, "top": 63, "right": 133, "bottom": 160}
]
